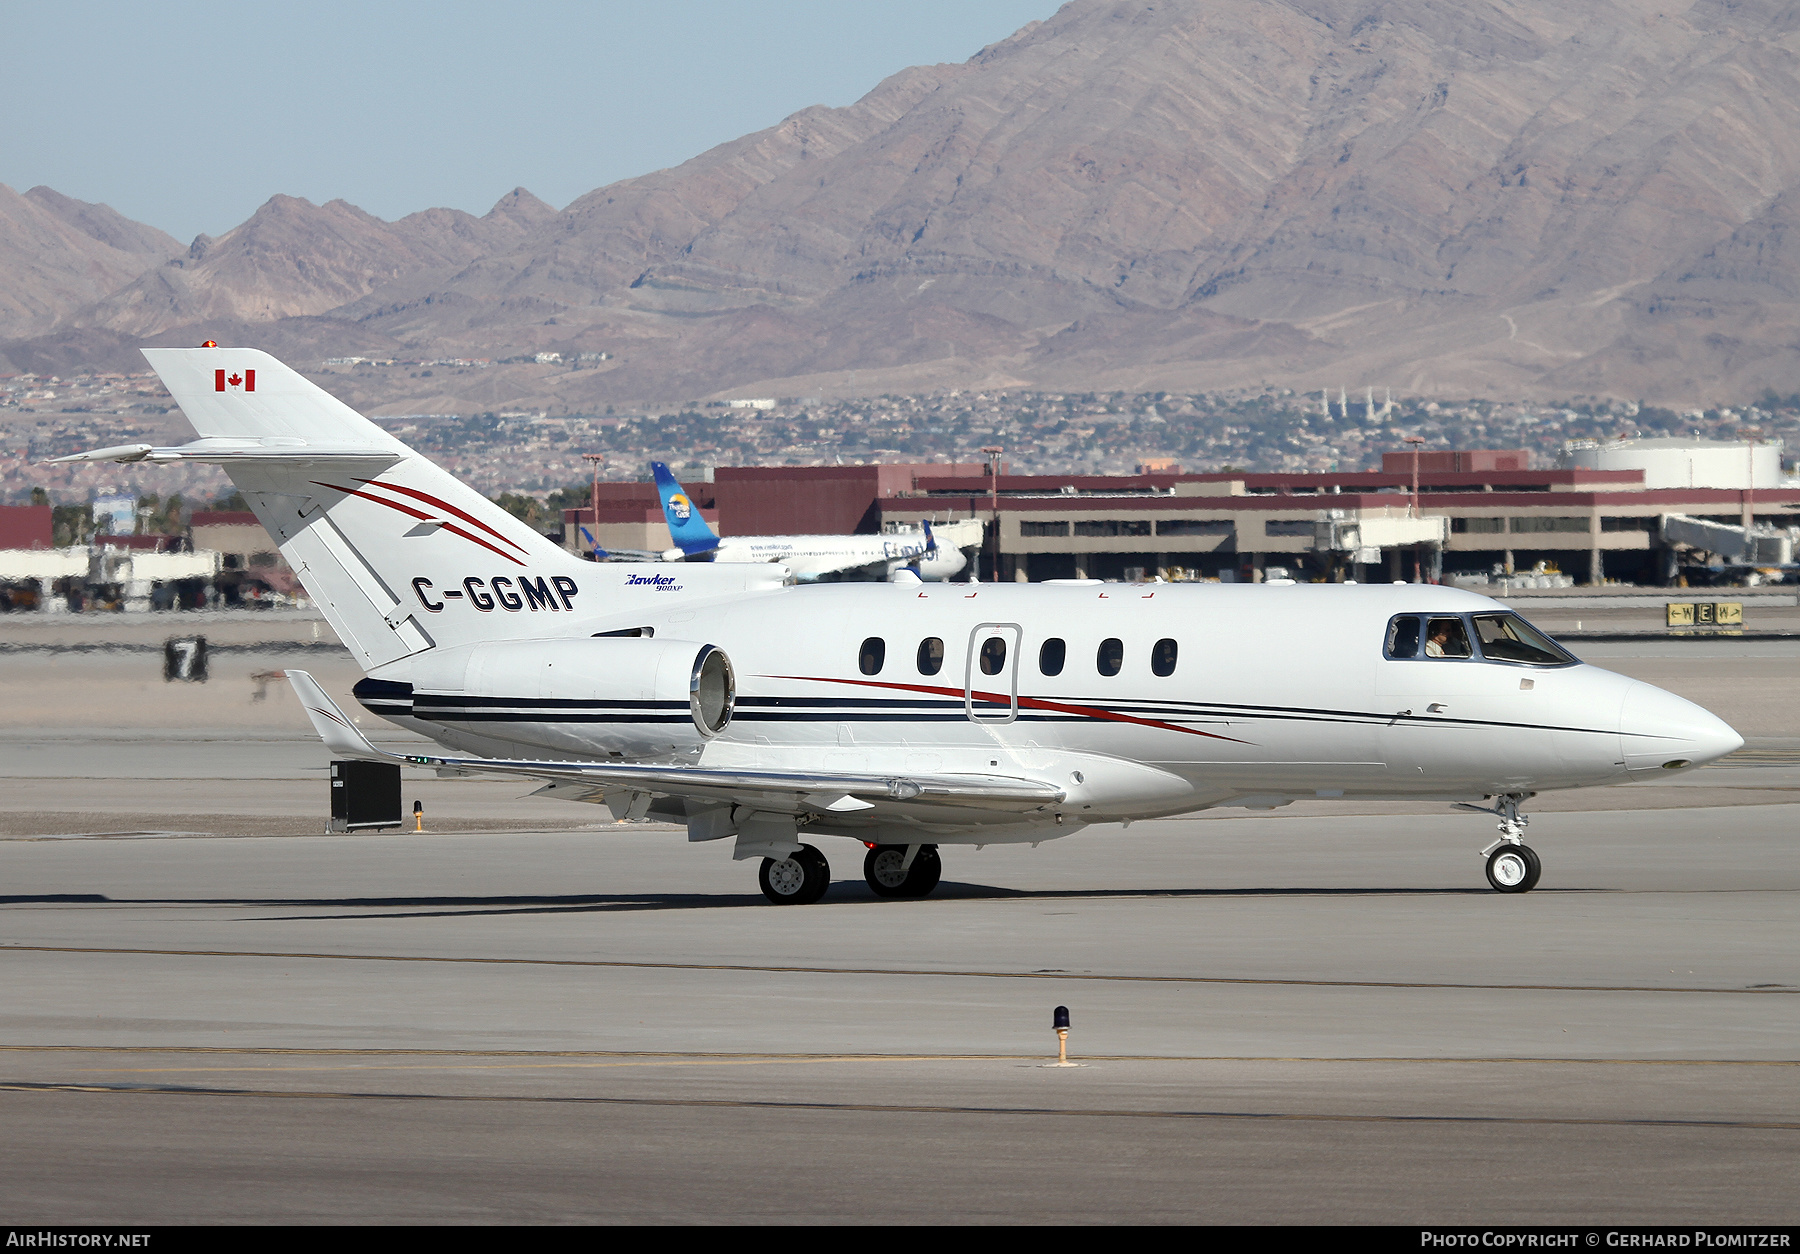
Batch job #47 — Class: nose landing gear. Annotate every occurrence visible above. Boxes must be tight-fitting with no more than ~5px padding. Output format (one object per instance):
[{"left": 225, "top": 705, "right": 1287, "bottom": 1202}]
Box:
[
  {"left": 1456, "top": 794, "right": 1542, "bottom": 893},
  {"left": 1484, "top": 841, "right": 1541, "bottom": 892}
]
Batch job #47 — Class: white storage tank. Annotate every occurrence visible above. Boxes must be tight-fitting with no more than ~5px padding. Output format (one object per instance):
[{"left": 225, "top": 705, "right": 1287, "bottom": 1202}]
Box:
[{"left": 1563, "top": 437, "right": 1782, "bottom": 489}]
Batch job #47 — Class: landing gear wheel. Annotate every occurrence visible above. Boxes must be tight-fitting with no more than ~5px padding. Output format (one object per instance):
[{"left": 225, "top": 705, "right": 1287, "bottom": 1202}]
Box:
[
  {"left": 760, "top": 844, "right": 831, "bottom": 905},
  {"left": 1485, "top": 843, "right": 1541, "bottom": 894},
  {"left": 863, "top": 844, "right": 942, "bottom": 898}
]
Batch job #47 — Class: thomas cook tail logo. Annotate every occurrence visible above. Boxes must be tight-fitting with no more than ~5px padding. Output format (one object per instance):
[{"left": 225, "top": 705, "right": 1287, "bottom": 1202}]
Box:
[{"left": 668, "top": 493, "right": 693, "bottom": 522}]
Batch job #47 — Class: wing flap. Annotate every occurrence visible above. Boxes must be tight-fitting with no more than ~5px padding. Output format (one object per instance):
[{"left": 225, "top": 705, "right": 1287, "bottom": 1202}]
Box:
[{"left": 398, "top": 751, "right": 1065, "bottom": 811}]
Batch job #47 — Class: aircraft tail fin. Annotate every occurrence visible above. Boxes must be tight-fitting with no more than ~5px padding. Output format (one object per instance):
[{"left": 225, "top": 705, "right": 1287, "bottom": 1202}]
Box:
[
  {"left": 651, "top": 461, "right": 720, "bottom": 556},
  {"left": 135, "top": 348, "right": 588, "bottom": 669}
]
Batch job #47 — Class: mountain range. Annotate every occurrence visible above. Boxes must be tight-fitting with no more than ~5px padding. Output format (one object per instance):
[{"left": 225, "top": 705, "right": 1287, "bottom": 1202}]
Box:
[{"left": 8, "top": 0, "right": 1800, "bottom": 409}]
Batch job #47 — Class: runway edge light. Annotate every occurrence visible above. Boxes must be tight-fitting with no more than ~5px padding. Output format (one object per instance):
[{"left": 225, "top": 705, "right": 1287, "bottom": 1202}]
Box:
[{"left": 1049, "top": 1005, "right": 1076, "bottom": 1067}]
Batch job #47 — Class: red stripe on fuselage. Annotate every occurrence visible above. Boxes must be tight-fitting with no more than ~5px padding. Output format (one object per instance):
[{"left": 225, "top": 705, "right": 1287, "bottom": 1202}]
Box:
[
  {"left": 764, "top": 674, "right": 1249, "bottom": 743},
  {"left": 313, "top": 482, "right": 527, "bottom": 566},
  {"left": 353, "top": 478, "right": 529, "bottom": 557}
]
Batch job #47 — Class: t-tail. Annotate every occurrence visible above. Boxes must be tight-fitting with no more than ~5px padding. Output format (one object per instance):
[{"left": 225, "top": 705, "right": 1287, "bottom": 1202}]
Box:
[
  {"left": 54, "top": 348, "right": 785, "bottom": 670},
  {"left": 651, "top": 461, "right": 720, "bottom": 557}
]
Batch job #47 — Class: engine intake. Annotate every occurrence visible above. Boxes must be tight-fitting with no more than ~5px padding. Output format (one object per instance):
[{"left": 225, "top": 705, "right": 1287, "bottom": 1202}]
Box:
[{"left": 688, "top": 643, "right": 734, "bottom": 737}]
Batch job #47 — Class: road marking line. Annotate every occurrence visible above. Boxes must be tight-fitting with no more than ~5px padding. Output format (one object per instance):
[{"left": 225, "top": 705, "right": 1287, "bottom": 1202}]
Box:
[
  {"left": 5, "top": 1081, "right": 1798, "bottom": 1131},
  {"left": 3, "top": 944, "right": 1792, "bottom": 996}
]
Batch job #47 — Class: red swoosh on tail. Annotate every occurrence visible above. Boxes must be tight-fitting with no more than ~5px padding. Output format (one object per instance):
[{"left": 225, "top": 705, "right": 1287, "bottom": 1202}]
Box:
[
  {"left": 313, "top": 482, "right": 526, "bottom": 566},
  {"left": 354, "top": 478, "right": 530, "bottom": 557}
]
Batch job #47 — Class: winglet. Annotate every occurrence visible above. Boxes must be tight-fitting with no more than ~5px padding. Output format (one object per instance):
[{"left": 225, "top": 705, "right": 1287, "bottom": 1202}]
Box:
[{"left": 286, "top": 670, "right": 389, "bottom": 760}]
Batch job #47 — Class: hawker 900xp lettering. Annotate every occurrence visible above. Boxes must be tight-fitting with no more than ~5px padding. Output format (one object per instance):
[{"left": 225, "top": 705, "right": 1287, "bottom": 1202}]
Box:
[
  {"left": 627, "top": 573, "right": 682, "bottom": 590},
  {"left": 412, "top": 575, "right": 577, "bottom": 613}
]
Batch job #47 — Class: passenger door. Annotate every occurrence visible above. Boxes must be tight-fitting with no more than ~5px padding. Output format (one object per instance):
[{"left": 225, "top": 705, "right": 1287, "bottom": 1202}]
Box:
[{"left": 965, "top": 623, "right": 1022, "bottom": 723}]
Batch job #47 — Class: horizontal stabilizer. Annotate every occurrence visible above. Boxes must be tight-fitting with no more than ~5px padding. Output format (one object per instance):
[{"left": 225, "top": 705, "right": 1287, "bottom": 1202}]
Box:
[{"left": 51, "top": 437, "right": 401, "bottom": 467}]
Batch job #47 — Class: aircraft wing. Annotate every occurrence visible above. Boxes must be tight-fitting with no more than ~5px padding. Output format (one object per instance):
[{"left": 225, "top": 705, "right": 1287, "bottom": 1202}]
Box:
[{"left": 286, "top": 670, "right": 1065, "bottom": 817}]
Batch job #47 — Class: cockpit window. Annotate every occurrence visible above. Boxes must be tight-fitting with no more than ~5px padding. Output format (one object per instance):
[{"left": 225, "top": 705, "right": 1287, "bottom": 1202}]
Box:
[
  {"left": 1385, "top": 616, "right": 1421, "bottom": 659},
  {"left": 1424, "top": 617, "right": 1472, "bottom": 659},
  {"left": 1472, "top": 614, "right": 1576, "bottom": 666}
]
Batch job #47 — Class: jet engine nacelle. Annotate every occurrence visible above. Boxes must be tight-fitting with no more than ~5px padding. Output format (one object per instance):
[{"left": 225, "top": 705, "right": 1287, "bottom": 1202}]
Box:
[{"left": 379, "top": 635, "right": 735, "bottom": 757}]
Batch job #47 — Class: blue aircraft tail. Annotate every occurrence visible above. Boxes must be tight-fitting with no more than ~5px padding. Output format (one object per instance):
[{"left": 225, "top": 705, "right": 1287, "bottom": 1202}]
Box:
[
  {"left": 651, "top": 461, "right": 720, "bottom": 556},
  {"left": 576, "top": 523, "right": 608, "bottom": 560}
]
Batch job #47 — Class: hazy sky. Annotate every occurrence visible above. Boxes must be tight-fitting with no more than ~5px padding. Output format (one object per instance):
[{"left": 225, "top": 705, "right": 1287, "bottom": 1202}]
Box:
[{"left": 3, "top": 0, "right": 1060, "bottom": 243}]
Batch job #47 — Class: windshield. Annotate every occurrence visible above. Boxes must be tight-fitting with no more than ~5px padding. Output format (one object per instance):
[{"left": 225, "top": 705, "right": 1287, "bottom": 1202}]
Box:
[{"left": 1471, "top": 613, "right": 1577, "bottom": 666}]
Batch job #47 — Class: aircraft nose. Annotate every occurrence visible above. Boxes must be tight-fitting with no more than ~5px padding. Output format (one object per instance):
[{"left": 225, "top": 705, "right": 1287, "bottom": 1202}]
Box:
[{"left": 1619, "top": 681, "right": 1744, "bottom": 773}]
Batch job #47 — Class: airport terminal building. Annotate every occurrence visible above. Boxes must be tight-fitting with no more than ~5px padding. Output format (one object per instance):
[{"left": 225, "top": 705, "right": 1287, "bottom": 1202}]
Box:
[{"left": 564, "top": 444, "right": 1794, "bottom": 585}]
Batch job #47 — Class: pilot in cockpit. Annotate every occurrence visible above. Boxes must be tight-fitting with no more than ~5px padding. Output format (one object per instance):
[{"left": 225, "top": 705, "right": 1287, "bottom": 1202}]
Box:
[{"left": 1424, "top": 618, "right": 1472, "bottom": 659}]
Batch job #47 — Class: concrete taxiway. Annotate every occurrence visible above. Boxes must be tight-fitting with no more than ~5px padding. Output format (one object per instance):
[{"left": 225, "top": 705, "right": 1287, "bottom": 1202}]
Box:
[{"left": 0, "top": 619, "right": 1796, "bottom": 1223}]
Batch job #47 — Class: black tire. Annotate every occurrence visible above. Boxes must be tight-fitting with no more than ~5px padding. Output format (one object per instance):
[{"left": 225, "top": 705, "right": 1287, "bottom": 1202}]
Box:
[
  {"left": 1485, "top": 843, "right": 1541, "bottom": 894},
  {"left": 864, "top": 845, "right": 910, "bottom": 897},
  {"left": 1518, "top": 844, "right": 1542, "bottom": 892},
  {"left": 863, "top": 844, "right": 941, "bottom": 898},
  {"left": 903, "top": 845, "right": 942, "bottom": 897},
  {"left": 760, "top": 844, "right": 831, "bottom": 904}
]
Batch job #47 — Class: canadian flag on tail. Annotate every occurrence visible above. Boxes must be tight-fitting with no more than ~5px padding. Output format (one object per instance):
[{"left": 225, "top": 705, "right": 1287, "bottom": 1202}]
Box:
[{"left": 214, "top": 368, "right": 256, "bottom": 392}]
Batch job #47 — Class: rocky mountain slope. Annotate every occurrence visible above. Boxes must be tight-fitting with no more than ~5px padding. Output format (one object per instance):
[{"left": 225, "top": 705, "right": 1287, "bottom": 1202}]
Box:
[
  {"left": 0, "top": 185, "right": 180, "bottom": 340},
  {"left": 11, "top": 0, "right": 1800, "bottom": 408}
]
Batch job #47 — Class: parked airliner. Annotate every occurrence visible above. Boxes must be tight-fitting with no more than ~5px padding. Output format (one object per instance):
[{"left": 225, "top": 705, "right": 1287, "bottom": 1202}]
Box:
[
  {"left": 56, "top": 348, "right": 1744, "bottom": 903},
  {"left": 651, "top": 461, "right": 982, "bottom": 581}
]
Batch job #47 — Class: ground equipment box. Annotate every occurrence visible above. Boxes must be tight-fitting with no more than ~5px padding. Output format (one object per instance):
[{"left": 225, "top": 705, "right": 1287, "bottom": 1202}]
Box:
[{"left": 328, "top": 760, "right": 402, "bottom": 832}]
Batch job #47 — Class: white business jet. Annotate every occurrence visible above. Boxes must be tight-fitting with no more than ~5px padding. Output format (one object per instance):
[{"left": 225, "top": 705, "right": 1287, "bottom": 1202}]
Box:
[
  {"left": 58, "top": 348, "right": 1744, "bottom": 903},
  {"left": 650, "top": 461, "right": 981, "bottom": 581}
]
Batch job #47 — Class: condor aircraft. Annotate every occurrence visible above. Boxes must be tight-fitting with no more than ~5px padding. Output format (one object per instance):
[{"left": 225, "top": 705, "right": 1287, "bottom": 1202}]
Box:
[
  {"left": 58, "top": 348, "right": 1744, "bottom": 903},
  {"left": 652, "top": 461, "right": 981, "bottom": 581}
]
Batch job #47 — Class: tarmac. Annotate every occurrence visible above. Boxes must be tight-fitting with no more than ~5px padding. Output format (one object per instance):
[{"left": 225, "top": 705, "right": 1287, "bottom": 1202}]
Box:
[{"left": 1, "top": 610, "right": 1797, "bottom": 1224}]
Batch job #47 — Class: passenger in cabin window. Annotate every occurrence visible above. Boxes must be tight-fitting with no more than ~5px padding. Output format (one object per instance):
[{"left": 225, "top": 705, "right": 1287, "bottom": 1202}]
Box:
[{"left": 1424, "top": 618, "right": 1471, "bottom": 659}]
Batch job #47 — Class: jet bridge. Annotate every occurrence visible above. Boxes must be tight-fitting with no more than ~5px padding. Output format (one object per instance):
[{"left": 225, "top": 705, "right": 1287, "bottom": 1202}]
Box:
[
  {"left": 1660, "top": 513, "right": 1798, "bottom": 565},
  {"left": 1314, "top": 508, "right": 1450, "bottom": 565}
]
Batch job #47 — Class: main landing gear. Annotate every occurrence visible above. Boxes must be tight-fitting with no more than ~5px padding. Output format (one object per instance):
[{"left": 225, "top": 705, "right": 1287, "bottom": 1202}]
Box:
[
  {"left": 759, "top": 845, "right": 831, "bottom": 905},
  {"left": 756, "top": 843, "right": 945, "bottom": 904},
  {"left": 1456, "top": 794, "right": 1542, "bottom": 894},
  {"left": 863, "top": 844, "right": 942, "bottom": 899}
]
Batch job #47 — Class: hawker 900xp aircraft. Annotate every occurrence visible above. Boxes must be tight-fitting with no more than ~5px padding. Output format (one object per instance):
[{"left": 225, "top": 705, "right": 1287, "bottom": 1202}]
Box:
[{"left": 58, "top": 348, "right": 1744, "bottom": 903}]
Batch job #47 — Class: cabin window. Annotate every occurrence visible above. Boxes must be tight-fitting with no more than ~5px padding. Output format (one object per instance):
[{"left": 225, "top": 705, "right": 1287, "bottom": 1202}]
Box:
[
  {"left": 1472, "top": 614, "right": 1576, "bottom": 666},
  {"left": 979, "top": 636, "right": 1008, "bottom": 676},
  {"left": 917, "top": 637, "right": 944, "bottom": 676},
  {"left": 1096, "top": 637, "right": 1123, "bottom": 677},
  {"left": 859, "top": 637, "right": 886, "bottom": 676},
  {"left": 1424, "top": 618, "right": 1472, "bottom": 659},
  {"left": 1151, "top": 638, "right": 1178, "bottom": 677},
  {"left": 1039, "top": 638, "right": 1066, "bottom": 676},
  {"left": 1385, "top": 616, "right": 1421, "bottom": 659}
]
